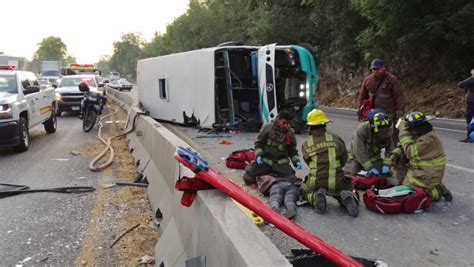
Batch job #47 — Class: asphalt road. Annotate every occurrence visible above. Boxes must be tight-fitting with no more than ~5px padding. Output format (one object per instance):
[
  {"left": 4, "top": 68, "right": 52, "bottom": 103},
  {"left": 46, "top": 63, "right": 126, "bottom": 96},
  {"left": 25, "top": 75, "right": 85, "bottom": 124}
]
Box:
[
  {"left": 173, "top": 107, "right": 474, "bottom": 267},
  {"left": 0, "top": 114, "right": 100, "bottom": 265}
]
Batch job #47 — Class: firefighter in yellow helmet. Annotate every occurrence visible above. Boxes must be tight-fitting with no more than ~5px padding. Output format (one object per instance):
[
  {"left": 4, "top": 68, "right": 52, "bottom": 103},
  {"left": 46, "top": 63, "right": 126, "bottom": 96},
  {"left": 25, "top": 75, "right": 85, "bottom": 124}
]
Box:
[
  {"left": 390, "top": 111, "right": 452, "bottom": 201},
  {"left": 301, "top": 109, "right": 358, "bottom": 216}
]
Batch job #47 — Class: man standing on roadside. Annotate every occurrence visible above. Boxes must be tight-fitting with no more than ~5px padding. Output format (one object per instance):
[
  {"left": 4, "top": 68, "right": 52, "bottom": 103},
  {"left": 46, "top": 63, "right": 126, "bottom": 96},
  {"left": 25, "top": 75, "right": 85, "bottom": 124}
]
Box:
[
  {"left": 458, "top": 68, "right": 474, "bottom": 143},
  {"left": 359, "top": 59, "right": 405, "bottom": 144}
]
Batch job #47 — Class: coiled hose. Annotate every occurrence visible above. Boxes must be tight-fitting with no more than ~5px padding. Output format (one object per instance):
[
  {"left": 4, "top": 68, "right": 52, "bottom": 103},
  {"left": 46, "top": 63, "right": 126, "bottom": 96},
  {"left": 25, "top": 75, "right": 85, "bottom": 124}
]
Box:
[{"left": 88, "top": 104, "right": 146, "bottom": 172}]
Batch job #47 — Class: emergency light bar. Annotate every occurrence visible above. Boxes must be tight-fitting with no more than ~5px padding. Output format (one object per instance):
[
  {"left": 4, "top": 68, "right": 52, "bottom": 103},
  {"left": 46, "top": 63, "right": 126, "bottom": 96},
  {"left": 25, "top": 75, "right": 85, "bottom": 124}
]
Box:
[
  {"left": 69, "top": 64, "right": 96, "bottom": 70},
  {"left": 0, "top": 65, "right": 17, "bottom": 70}
]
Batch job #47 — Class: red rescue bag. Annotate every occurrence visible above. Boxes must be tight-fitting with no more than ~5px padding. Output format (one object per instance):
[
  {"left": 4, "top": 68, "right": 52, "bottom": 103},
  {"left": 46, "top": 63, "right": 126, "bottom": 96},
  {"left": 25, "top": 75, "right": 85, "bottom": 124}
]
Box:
[
  {"left": 351, "top": 174, "right": 387, "bottom": 190},
  {"left": 225, "top": 149, "right": 256, "bottom": 169},
  {"left": 358, "top": 98, "right": 374, "bottom": 121},
  {"left": 363, "top": 186, "right": 432, "bottom": 214}
]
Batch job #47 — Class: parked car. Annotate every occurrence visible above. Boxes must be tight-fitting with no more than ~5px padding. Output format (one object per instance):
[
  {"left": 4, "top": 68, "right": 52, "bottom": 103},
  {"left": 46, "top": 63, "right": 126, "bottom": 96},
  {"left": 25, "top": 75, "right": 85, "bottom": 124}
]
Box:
[
  {"left": 39, "top": 69, "right": 61, "bottom": 86},
  {"left": 109, "top": 71, "right": 120, "bottom": 80},
  {"left": 108, "top": 78, "right": 133, "bottom": 91},
  {"left": 55, "top": 75, "right": 104, "bottom": 116},
  {"left": 37, "top": 77, "right": 52, "bottom": 89}
]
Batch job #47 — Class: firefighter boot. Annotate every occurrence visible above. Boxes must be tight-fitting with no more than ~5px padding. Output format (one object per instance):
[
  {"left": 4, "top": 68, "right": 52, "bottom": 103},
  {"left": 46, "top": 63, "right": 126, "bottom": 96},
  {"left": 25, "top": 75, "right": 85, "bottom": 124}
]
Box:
[
  {"left": 341, "top": 190, "right": 359, "bottom": 217},
  {"left": 440, "top": 184, "right": 453, "bottom": 201},
  {"left": 314, "top": 188, "right": 327, "bottom": 214}
]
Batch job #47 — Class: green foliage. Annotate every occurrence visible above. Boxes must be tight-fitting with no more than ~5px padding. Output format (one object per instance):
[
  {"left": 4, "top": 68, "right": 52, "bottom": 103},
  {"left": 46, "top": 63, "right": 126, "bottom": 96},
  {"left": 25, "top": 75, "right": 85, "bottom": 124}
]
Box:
[
  {"left": 33, "top": 36, "right": 68, "bottom": 63},
  {"left": 351, "top": 0, "right": 474, "bottom": 78},
  {"left": 96, "top": 55, "right": 111, "bottom": 75},
  {"left": 109, "top": 33, "right": 144, "bottom": 80},
  {"left": 102, "top": 0, "right": 472, "bottom": 83}
]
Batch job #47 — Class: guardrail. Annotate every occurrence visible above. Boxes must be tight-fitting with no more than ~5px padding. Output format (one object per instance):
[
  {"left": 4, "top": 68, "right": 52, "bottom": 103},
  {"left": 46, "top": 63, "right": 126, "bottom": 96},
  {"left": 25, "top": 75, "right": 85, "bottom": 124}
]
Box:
[{"left": 106, "top": 88, "right": 291, "bottom": 267}]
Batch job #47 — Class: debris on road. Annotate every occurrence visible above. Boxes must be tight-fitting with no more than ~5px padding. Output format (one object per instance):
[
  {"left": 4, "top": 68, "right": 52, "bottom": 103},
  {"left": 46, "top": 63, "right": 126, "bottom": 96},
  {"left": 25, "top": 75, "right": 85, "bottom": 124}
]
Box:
[
  {"left": 110, "top": 223, "right": 141, "bottom": 248},
  {"left": 139, "top": 255, "right": 155, "bottom": 264},
  {"left": 71, "top": 151, "right": 81, "bottom": 156}
]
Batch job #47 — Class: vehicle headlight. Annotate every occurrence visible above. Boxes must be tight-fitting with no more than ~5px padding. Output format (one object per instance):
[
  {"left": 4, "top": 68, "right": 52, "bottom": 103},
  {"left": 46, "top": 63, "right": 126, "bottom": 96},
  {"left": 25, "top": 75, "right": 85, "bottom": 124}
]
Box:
[
  {"left": 55, "top": 92, "right": 62, "bottom": 101},
  {"left": 299, "top": 91, "right": 305, "bottom": 98},
  {"left": 300, "top": 84, "right": 305, "bottom": 90},
  {"left": 0, "top": 104, "right": 13, "bottom": 119}
]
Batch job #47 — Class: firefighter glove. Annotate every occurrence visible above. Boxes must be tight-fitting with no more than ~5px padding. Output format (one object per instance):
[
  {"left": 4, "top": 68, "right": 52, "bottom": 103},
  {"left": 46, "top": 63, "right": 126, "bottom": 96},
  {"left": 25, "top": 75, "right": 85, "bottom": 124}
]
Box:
[
  {"left": 256, "top": 156, "right": 263, "bottom": 165},
  {"left": 295, "top": 161, "right": 304, "bottom": 170},
  {"left": 368, "top": 167, "right": 380, "bottom": 176},
  {"left": 382, "top": 166, "right": 390, "bottom": 174}
]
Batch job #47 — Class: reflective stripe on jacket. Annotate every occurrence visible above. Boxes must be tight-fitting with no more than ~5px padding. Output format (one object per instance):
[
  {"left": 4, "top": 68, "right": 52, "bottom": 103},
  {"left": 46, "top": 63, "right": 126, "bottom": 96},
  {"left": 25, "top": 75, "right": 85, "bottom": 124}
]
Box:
[
  {"left": 254, "top": 123, "right": 300, "bottom": 166},
  {"left": 348, "top": 122, "right": 393, "bottom": 170},
  {"left": 395, "top": 130, "right": 446, "bottom": 200},
  {"left": 301, "top": 128, "right": 349, "bottom": 198}
]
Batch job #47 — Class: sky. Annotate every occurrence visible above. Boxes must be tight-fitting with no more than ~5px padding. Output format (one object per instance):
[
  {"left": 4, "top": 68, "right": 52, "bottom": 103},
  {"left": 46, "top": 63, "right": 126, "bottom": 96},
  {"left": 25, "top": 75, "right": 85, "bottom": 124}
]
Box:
[{"left": 0, "top": 0, "right": 189, "bottom": 63}]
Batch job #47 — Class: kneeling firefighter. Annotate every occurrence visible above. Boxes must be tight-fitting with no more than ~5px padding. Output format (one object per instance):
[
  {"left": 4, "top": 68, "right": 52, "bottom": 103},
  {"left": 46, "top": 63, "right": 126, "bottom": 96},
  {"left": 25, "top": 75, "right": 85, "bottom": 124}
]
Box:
[
  {"left": 344, "top": 108, "right": 394, "bottom": 178},
  {"left": 300, "top": 109, "right": 359, "bottom": 216},
  {"left": 390, "top": 111, "right": 452, "bottom": 201}
]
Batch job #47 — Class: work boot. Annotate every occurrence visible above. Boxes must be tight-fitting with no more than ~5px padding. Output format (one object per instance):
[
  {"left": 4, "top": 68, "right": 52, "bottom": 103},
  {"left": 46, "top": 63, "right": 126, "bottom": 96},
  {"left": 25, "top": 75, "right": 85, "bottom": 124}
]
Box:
[
  {"left": 340, "top": 190, "right": 359, "bottom": 217},
  {"left": 440, "top": 184, "right": 453, "bottom": 201},
  {"left": 282, "top": 203, "right": 297, "bottom": 219},
  {"left": 314, "top": 188, "right": 327, "bottom": 214}
]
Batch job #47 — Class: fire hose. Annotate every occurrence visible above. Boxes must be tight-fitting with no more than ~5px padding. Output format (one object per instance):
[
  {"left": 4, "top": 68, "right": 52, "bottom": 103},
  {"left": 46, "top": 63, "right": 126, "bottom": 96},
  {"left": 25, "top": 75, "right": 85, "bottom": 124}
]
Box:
[
  {"left": 0, "top": 183, "right": 95, "bottom": 198},
  {"left": 88, "top": 104, "right": 146, "bottom": 172}
]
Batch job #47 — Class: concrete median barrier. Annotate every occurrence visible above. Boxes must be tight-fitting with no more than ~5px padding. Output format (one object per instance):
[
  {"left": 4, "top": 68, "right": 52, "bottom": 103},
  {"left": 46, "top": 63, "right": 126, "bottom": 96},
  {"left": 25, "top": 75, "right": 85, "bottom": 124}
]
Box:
[{"left": 107, "top": 90, "right": 291, "bottom": 267}]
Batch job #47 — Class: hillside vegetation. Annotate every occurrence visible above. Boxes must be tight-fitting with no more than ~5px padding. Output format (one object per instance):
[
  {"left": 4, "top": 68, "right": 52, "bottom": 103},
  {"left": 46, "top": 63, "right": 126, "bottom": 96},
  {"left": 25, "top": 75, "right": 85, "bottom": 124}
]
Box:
[{"left": 101, "top": 0, "right": 473, "bottom": 117}]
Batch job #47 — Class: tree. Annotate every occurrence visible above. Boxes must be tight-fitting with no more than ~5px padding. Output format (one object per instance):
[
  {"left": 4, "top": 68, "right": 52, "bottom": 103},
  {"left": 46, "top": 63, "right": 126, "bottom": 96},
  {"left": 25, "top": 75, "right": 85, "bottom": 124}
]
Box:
[
  {"left": 96, "top": 55, "right": 111, "bottom": 75},
  {"left": 109, "top": 33, "right": 144, "bottom": 80},
  {"left": 33, "top": 36, "right": 68, "bottom": 63}
]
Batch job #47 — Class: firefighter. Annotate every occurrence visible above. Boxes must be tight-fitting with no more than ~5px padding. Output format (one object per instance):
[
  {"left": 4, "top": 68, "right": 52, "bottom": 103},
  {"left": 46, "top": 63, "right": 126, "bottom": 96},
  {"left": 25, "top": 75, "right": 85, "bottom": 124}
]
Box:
[
  {"left": 359, "top": 59, "right": 405, "bottom": 144},
  {"left": 300, "top": 109, "right": 358, "bottom": 216},
  {"left": 390, "top": 111, "right": 453, "bottom": 201},
  {"left": 344, "top": 108, "right": 394, "bottom": 179},
  {"left": 243, "top": 110, "right": 303, "bottom": 185}
]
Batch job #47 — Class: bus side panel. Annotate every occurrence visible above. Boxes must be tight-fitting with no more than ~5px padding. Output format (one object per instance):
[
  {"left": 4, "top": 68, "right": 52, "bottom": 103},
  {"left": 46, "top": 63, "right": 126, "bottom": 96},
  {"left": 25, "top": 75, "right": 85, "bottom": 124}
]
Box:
[{"left": 137, "top": 51, "right": 209, "bottom": 125}]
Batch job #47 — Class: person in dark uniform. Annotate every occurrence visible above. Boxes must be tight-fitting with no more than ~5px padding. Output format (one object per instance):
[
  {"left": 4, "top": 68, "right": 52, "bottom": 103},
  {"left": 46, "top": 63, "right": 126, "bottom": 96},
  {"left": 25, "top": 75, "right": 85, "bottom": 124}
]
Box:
[
  {"left": 458, "top": 68, "right": 474, "bottom": 143},
  {"left": 243, "top": 110, "right": 303, "bottom": 185}
]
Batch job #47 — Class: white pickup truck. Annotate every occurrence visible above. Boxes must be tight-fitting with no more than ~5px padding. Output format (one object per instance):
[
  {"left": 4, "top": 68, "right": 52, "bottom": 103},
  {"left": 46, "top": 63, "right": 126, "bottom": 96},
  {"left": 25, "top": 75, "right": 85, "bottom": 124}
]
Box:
[{"left": 0, "top": 65, "right": 57, "bottom": 152}]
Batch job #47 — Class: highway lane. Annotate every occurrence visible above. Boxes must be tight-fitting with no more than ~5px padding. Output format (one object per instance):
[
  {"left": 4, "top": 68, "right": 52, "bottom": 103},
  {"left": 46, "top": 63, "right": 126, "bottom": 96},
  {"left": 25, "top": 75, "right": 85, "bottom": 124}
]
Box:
[
  {"left": 173, "top": 107, "right": 474, "bottom": 266},
  {"left": 0, "top": 114, "right": 100, "bottom": 265}
]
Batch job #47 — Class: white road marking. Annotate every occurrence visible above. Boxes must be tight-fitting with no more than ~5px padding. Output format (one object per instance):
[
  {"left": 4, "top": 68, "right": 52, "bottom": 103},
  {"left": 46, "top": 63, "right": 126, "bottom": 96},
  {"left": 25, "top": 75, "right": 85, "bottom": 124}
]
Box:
[
  {"left": 446, "top": 163, "right": 474, "bottom": 174},
  {"left": 433, "top": 127, "right": 466, "bottom": 133},
  {"left": 327, "top": 112, "right": 466, "bottom": 133}
]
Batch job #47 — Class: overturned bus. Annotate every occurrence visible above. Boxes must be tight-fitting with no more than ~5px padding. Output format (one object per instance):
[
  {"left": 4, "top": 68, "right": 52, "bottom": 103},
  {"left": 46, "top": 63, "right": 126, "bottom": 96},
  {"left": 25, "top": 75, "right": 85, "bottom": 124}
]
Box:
[{"left": 136, "top": 44, "right": 317, "bottom": 132}]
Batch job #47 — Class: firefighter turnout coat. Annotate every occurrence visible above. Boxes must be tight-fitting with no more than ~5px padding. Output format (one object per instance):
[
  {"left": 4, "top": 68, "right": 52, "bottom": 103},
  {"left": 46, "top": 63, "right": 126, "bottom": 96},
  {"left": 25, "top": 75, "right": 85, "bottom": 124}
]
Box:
[
  {"left": 391, "top": 129, "right": 446, "bottom": 200},
  {"left": 301, "top": 128, "right": 350, "bottom": 202}
]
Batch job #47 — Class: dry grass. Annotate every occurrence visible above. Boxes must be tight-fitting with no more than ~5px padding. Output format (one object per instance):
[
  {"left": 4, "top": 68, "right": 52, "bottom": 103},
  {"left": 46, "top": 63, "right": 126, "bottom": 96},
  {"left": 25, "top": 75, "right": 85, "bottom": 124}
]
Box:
[{"left": 76, "top": 104, "right": 159, "bottom": 266}]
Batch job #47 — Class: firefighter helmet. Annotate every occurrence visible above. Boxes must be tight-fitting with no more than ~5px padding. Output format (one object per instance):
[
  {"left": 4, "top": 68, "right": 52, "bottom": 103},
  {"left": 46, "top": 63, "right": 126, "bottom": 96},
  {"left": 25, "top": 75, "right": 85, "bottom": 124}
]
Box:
[
  {"left": 367, "top": 108, "right": 392, "bottom": 132},
  {"left": 306, "top": 109, "right": 331, "bottom": 126},
  {"left": 404, "top": 111, "right": 429, "bottom": 127}
]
